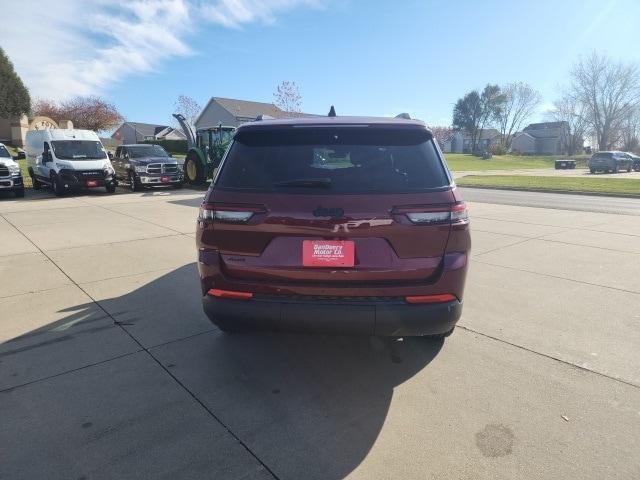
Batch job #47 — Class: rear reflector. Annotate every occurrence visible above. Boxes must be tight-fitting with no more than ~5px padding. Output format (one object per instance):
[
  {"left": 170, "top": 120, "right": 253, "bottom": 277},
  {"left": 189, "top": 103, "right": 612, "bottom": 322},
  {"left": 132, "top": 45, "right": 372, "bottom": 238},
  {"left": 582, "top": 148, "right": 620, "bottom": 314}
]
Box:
[
  {"left": 207, "top": 288, "right": 253, "bottom": 300},
  {"left": 405, "top": 293, "right": 457, "bottom": 304}
]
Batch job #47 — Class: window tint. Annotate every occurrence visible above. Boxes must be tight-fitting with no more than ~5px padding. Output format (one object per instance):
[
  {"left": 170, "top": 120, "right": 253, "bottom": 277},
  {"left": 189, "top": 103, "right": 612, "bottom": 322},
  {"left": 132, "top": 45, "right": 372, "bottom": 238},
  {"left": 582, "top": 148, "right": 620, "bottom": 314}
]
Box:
[
  {"left": 51, "top": 141, "right": 107, "bottom": 160},
  {"left": 216, "top": 127, "right": 448, "bottom": 194},
  {"left": 127, "top": 145, "right": 168, "bottom": 158}
]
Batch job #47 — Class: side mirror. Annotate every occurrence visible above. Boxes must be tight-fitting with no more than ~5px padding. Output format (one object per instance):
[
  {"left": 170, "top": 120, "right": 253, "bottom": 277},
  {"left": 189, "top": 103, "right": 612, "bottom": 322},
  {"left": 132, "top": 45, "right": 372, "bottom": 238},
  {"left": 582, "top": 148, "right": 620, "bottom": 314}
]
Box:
[{"left": 42, "top": 152, "right": 52, "bottom": 163}]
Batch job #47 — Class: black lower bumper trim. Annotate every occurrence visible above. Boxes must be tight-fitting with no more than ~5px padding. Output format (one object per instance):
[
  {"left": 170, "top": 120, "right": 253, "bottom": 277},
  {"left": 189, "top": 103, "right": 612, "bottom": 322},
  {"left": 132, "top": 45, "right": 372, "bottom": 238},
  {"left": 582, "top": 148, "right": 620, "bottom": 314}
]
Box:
[{"left": 202, "top": 295, "right": 462, "bottom": 336}]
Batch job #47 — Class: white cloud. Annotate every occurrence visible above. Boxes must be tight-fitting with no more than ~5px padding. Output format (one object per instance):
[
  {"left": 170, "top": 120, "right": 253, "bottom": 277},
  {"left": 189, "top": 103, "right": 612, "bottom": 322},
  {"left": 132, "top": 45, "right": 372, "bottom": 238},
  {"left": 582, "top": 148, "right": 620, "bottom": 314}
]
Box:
[
  {"left": 198, "top": 0, "right": 320, "bottom": 28},
  {"left": 0, "top": 0, "right": 319, "bottom": 101}
]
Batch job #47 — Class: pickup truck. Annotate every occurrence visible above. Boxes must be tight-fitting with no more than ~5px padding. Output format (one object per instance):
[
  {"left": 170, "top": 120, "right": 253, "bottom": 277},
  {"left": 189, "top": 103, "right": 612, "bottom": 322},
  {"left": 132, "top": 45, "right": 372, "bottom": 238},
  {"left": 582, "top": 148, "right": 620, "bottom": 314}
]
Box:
[
  {"left": 111, "top": 144, "right": 183, "bottom": 191},
  {"left": 0, "top": 143, "right": 25, "bottom": 198}
]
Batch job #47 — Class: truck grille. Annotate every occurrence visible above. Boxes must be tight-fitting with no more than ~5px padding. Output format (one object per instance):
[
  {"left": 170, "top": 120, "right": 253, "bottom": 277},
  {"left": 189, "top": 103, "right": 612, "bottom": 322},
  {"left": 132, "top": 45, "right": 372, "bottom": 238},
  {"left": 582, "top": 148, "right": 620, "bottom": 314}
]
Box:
[
  {"left": 146, "top": 163, "right": 178, "bottom": 174},
  {"left": 0, "top": 165, "right": 9, "bottom": 177}
]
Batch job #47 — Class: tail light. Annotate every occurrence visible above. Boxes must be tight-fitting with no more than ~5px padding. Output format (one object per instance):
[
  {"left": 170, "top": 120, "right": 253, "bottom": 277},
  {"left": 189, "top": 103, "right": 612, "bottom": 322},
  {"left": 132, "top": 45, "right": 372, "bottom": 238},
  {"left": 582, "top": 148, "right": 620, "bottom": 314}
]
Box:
[
  {"left": 394, "top": 202, "right": 468, "bottom": 225},
  {"left": 199, "top": 203, "right": 266, "bottom": 224}
]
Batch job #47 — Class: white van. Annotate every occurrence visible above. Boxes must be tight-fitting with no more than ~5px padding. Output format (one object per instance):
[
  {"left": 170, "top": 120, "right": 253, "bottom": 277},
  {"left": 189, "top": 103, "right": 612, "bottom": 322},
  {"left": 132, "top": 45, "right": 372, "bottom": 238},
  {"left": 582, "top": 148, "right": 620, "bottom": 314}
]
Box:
[{"left": 26, "top": 129, "right": 117, "bottom": 195}]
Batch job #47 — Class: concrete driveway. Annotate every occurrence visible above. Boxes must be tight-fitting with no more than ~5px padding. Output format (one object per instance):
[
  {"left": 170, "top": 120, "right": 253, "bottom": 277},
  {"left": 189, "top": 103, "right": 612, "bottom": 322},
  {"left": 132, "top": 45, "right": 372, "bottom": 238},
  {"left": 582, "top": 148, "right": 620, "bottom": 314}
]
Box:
[{"left": 1, "top": 188, "right": 639, "bottom": 479}]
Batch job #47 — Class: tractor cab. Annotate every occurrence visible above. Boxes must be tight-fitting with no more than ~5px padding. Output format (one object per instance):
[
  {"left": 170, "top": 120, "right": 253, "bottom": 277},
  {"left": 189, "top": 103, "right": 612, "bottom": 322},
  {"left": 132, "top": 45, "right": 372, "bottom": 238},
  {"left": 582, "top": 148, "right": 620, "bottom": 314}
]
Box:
[
  {"left": 173, "top": 113, "right": 236, "bottom": 185},
  {"left": 196, "top": 126, "right": 235, "bottom": 164}
]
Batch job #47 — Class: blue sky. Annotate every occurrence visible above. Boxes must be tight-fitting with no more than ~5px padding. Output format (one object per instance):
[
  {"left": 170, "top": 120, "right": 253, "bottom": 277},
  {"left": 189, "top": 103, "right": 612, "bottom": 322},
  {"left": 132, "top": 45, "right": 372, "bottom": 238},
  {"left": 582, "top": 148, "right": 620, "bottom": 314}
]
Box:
[{"left": 2, "top": 0, "right": 639, "bottom": 127}]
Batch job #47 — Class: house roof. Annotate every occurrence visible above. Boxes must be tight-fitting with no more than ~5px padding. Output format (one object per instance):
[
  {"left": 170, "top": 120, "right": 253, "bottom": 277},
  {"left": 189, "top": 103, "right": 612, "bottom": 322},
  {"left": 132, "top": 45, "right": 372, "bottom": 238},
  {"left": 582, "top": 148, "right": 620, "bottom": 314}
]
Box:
[
  {"left": 113, "top": 122, "right": 170, "bottom": 139},
  {"left": 524, "top": 121, "right": 567, "bottom": 131}
]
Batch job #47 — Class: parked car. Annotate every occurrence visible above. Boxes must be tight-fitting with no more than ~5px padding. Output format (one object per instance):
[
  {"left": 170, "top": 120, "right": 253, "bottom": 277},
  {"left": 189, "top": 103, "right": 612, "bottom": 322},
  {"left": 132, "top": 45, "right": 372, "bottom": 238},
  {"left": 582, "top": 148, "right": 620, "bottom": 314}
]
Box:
[
  {"left": 589, "top": 151, "right": 633, "bottom": 173},
  {"left": 26, "top": 129, "right": 117, "bottom": 196},
  {"left": 0, "top": 143, "right": 25, "bottom": 197},
  {"left": 629, "top": 153, "right": 640, "bottom": 172},
  {"left": 196, "top": 113, "right": 471, "bottom": 337},
  {"left": 555, "top": 159, "right": 576, "bottom": 169},
  {"left": 111, "top": 144, "right": 183, "bottom": 191}
]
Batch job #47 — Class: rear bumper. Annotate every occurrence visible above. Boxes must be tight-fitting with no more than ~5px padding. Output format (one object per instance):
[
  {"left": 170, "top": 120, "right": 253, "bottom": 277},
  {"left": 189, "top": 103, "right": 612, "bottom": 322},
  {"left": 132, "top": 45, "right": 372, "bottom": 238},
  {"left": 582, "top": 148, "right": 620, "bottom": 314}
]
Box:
[{"left": 202, "top": 294, "right": 462, "bottom": 336}]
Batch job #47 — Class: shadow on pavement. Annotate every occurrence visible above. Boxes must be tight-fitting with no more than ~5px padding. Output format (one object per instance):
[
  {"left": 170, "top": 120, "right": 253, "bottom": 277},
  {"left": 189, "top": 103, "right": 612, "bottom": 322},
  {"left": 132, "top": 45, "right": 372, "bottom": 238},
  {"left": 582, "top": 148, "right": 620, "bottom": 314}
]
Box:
[{"left": 1, "top": 264, "right": 443, "bottom": 479}]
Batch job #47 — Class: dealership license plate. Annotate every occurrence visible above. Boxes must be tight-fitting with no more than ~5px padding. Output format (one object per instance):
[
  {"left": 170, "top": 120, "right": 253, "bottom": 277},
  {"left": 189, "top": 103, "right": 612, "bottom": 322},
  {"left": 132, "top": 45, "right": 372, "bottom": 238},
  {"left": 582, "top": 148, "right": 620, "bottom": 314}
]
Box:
[
  {"left": 302, "top": 240, "right": 355, "bottom": 267},
  {"left": 86, "top": 180, "right": 98, "bottom": 187},
  {"left": 161, "top": 176, "right": 170, "bottom": 183}
]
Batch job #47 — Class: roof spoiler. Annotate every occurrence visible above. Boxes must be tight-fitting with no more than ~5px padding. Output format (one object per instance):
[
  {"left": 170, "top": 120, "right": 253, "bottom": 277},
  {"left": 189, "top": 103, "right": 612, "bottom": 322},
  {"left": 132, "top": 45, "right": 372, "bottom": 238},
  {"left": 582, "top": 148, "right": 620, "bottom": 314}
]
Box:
[
  {"left": 395, "top": 113, "right": 411, "bottom": 120},
  {"left": 255, "top": 114, "right": 275, "bottom": 121}
]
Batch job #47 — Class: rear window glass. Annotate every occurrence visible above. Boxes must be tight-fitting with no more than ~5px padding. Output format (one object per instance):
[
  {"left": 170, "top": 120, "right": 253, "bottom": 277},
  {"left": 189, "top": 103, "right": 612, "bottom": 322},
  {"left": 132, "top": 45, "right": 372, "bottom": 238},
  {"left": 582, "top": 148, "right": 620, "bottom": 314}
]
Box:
[
  {"left": 592, "top": 153, "right": 612, "bottom": 159},
  {"left": 216, "top": 127, "right": 448, "bottom": 194}
]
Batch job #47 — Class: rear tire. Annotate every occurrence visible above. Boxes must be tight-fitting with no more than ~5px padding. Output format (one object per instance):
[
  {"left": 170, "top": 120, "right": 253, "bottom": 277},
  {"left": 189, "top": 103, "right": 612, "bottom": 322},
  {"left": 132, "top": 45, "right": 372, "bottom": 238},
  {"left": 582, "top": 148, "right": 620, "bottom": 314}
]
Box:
[
  {"left": 184, "top": 153, "right": 205, "bottom": 185},
  {"left": 105, "top": 183, "right": 116, "bottom": 194},
  {"left": 589, "top": 168, "right": 595, "bottom": 174}
]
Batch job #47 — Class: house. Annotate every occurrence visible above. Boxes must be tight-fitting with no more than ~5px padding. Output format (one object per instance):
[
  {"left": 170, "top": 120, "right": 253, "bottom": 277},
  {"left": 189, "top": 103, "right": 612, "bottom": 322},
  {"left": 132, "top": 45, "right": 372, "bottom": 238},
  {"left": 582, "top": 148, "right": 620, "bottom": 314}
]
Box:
[
  {"left": 511, "top": 121, "right": 582, "bottom": 155},
  {"left": 194, "top": 96, "right": 315, "bottom": 130},
  {"left": 443, "top": 129, "right": 501, "bottom": 153},
  {"left": 111, "top": 122, "right": 186, "bottom": 144}
]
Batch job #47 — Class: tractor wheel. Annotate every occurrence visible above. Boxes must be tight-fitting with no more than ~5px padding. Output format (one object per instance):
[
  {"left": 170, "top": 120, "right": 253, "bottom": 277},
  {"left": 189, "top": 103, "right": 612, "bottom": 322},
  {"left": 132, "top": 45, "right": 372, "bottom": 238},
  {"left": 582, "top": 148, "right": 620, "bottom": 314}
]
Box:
[{"left": 184, "top": 152, "right": 205, "bottom": 185}]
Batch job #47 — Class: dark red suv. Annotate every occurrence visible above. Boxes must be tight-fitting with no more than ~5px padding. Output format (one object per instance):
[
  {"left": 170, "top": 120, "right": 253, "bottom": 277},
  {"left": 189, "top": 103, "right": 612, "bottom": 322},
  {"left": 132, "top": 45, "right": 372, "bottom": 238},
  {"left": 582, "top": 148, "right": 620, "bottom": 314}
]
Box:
[{"left": 196, "top": 114, "right": 470, "bottom": 337}]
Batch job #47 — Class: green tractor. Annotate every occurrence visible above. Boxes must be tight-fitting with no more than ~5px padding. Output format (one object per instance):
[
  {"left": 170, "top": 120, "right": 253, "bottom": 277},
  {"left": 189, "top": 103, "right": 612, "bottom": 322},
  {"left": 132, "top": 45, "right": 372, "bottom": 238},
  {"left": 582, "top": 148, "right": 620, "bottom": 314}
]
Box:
[{"left": 173, "top": 113, "right": 235, "bottom": 185}]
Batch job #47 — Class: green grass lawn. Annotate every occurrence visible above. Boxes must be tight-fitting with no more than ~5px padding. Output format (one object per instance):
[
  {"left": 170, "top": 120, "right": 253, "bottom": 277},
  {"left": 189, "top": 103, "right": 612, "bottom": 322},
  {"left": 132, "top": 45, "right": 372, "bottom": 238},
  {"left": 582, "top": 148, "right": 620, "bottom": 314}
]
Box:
[
  {"left": 457, "top": 175, "right": 640, "bottom": 196},
  {"left": 444, "top": 154, "right": 588, "bottom": 171}
]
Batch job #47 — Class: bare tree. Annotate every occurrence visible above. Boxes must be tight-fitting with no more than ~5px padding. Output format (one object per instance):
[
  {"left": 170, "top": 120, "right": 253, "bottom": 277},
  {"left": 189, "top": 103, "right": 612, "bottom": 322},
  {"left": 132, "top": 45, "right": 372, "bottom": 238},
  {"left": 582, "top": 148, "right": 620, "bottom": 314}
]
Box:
[
  {"left": 174, "top": 95, "right": 201, "bottom": 127},
  {"left": 497, "top": 82, "right": 541, "bottom": 149},
  {"left": 274, "top": 81, "right": 302, "bottom": 114},
  {"left": 33, "top": 96, "right": 123, "bottom": 132},
  {"left": 550, "top": 94, "right": 588, "bottom": 156},
  {"left": 429, "top": 126, "right": 454, "bottom": 150},
  {"left": 620, "top": 106, "right": 640, "bottom": 152},
  {"left": 569, "top": 52, "right": 640, "bottom": 150}
]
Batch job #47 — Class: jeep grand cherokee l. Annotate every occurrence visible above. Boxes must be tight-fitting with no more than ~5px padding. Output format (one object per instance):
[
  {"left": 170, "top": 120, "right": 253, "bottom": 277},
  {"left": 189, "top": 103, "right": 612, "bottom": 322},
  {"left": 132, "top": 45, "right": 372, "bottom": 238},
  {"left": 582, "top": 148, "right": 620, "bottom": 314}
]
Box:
[{"left": 196, "top": 114, "right": 470, "bottom": 337}]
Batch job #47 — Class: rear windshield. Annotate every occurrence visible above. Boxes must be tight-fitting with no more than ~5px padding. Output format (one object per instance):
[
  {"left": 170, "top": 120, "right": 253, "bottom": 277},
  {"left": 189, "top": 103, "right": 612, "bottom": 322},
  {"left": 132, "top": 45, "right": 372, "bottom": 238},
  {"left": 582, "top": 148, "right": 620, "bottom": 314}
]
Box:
[
  {"left": 592, "top": 153, "right": 612, "bottom": 159},
  {"left": 216, "top": 127, "right": 449, "bottom": 194}
]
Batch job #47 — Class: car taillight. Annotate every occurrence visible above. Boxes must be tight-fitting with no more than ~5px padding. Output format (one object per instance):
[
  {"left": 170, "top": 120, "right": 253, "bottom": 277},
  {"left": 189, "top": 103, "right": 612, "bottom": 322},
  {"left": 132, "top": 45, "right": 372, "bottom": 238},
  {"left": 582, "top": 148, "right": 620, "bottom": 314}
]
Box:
[
  {"left": 394, "top": 202, "right": 469, "bottom": 225},
  {"left": 199, "top": 203, "right": 266, "bottom": 224}
]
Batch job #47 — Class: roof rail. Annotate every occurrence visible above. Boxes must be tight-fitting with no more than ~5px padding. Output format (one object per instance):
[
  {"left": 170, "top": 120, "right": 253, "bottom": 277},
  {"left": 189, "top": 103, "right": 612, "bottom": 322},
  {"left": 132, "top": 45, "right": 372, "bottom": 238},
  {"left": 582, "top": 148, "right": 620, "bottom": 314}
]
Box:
[
  {"left": 395, "top": 113, "right": 411, "bottom": 120},
  {"left": 255, "top": 114, "right": 275, "bottom": 121},
  {"left": 328, "top": 106, "right": 337, "bottom": 117}
]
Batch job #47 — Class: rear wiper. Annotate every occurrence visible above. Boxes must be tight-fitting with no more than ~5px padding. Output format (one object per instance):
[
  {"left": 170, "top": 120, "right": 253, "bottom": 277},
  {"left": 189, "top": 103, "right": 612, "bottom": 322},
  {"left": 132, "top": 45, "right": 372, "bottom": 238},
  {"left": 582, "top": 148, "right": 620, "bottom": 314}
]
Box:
[{"left": 274, "top": 178, "right": 332, "bottom": 188}]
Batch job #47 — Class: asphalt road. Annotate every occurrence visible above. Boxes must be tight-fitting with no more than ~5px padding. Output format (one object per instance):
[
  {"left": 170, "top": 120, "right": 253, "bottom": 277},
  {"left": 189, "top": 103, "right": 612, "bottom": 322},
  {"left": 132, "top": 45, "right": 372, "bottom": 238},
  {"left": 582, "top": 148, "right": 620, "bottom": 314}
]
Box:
[
  {"left": 460, "top": 187, "right": 640, "bottom": 216},
  {"left": 1, "top": 187, "right": 639, "bottom": 479}
]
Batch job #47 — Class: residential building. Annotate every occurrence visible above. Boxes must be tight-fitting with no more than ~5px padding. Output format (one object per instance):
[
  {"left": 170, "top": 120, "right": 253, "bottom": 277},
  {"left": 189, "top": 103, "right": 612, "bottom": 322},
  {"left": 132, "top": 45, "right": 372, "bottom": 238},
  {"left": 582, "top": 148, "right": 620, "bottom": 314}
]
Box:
[
  {"left": 111, "top": 122, "right": 186, "bottom": 144},
  {"left": 511, "top": 121, "right": 582, "bottom": 155},
  {"left": 194, "top": 96, "right": 317, "bottom": 130},
  {"left": 443, "top": 129, "right": 501, "bottom": 153}
]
